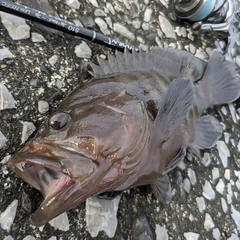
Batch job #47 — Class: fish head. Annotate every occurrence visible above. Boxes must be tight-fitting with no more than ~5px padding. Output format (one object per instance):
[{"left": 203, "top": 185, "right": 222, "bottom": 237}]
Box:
[{"left": 8, "top": 94, "right": 149, "bottom": 226}]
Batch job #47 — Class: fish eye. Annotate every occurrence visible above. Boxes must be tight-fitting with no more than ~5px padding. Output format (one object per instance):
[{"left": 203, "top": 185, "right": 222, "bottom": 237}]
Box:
[{"left": 48, "top": 112, "right": 71, "bottom": 130}]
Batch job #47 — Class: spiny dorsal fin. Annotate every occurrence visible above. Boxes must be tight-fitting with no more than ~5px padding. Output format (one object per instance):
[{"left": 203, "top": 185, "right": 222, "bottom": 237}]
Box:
[{"left": 90, "top": 47, "right": 206, "bottom": 81}]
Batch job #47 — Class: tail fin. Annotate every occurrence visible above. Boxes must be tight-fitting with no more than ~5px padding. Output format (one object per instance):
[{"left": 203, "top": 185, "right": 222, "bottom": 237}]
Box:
[{"left": 195, "top": 50, "right": 240, "bottom": 113}]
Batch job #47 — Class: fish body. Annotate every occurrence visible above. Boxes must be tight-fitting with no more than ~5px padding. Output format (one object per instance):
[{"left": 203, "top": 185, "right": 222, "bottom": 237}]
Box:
[{"left": 9, "top": 47, "right": 240, "bottom": 226}]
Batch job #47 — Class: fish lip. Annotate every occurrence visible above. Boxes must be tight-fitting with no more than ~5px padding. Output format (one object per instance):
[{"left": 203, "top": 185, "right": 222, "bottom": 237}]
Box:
[{"left": 9, "top": 151, "right": 77, "bottom": 225}]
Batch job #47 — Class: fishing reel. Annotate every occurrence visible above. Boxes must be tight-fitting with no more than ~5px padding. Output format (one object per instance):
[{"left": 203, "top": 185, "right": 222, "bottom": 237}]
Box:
[{"left": 172, "top": 0, "right": 240, "bottom": 64}]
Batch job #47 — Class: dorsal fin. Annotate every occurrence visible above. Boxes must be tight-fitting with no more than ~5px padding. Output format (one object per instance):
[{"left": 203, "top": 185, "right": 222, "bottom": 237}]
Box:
[{"left": 90, "top": 47, "right": 207, "bottom": 81}]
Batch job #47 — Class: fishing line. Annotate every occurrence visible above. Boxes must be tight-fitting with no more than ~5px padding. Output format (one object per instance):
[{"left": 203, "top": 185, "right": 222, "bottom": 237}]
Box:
[{"left": 0, "top": 0, "right": 139, "bottom": 52}]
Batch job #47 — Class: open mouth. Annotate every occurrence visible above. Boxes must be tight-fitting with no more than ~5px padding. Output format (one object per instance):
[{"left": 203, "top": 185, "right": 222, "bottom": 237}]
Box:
[{"left": 10, "top": 153, "right": 75, "bottom": 200}]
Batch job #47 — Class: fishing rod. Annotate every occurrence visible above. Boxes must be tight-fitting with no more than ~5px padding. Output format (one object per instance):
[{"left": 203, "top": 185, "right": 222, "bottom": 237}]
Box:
[{"left": 0, "top": 0, "right": 138, "bottom": 52}]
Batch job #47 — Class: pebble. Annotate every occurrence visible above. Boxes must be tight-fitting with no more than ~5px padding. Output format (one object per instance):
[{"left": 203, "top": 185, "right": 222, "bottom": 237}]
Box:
[
  {"left": 227, "top": 234, "right": 239, "bottom": 240},
  {"left": 0, "top": 83, "right": 16, "bottom": 110},
  {"left": 212, "top": 168, "right": 220, "bottom": 181},
  {"left": 187, "top": 168, "right": 197, "bottom": 185},
  {"left": 221, "top": 106, "right": 228, "bottom": 115},
  {"left": 0, "top": 12, "right": 30, "bottom": 40},
  {"left": 94, "top": 9, "right": 107, "bottom": 17},
  {"left": 155, "top": 224, "right": 169, "bottom": 240},
  {"left": 20, "top": 121, "right": 36, "bottom": 144},
  {"left": 132, "top": 20, "right": 141, "bottom": 29},
  {"left": 204, "top": 213, "right": 215, "bottom": 231},
  {"left": 184, "top": 232, "right": 200, "bottom": 240},
  {"left": 65, "top": 0, "right": 80, "bottom": 9},
  {"left": 217, "top": 141, "right": 230, "bottom": 168},
  {"left": 38, "top": 100, "right": 49, "bottom": 114},
  {"left": 86, "top": 195, "right": 121, "bottom": 238},
  {"left": 158, "top": 15, "right": 176, "bottom": 39},
  {"left": 106, "top": 3, "right": 115, "bottom": 15},
  {"left": 183, "top": 178, "right": 191, "bottom": 193},
  {"left": 95, "top": 17, "right": 111, "bottom": 35},
  {"left": 3, "top": 236, "right": 14, "bottom": 240},
  {"left": 221, "top": 197, "right": 228, "bottom": 213},
  {"left": 231, "top": 206, "right": 240, "bottom": 231},
  {"left": 0, "top": 131, "right": 8, "bottom": 148},
  {"left": 201, "top": 152, "right": 211, "bottom": 167},
  {"left": 216, "top": 179, "right": 225, "bottom": 195},
  {"left": 224, "top": 169, "right": 231, "bottom": 181},
  {"left": 202, "top": 180, "right": 215, "bottom": 200},
  {"left": 48, "top": 212, "right": 70, "bottom": 231},
  {"left": 228, "top": 103, "right": 239, "bottom": 123},
  {"left": 0, "top": 199, "right": 18, "bottom": 232},
  {"left": 113, "top": 23, "right": 135, "bottom": 41},
  {"left": 31, "top": 32, "right": 46, "bottom": 43},
  {"left": 74, "top": 41, "right": 92, "bottom": 58},
  {"left": 0, "top": 48, "right": 14, "bottom": 60},
  {"left": 23, "top": 236, "right": 36, "bottom": 240},
  {"left": 212, "top": 228, "right": 221, "bottom": 240},
  {"left": 88, "top": 0, "right": 99, "bottom": 7},
  {"left": 196, "top": 197, "right": 206, "bottom": 214},
  {"left": 48, "top": 55, "right": 58, "bottom": 67},
  {"left": 144, "top": 8, "right": 153, "bottom": 22}
]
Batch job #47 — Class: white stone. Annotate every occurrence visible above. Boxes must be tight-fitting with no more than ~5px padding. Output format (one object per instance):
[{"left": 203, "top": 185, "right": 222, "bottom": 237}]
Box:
[
  {"left": 227, "top": 233, "right": 239, "bottom": 240},
  {"left": 95, "top": 17, "right": 110, "bottom": 35},
  {"left": 0, "top": 12, "right": 30, "bottom": 40},
  {"left": 49, "top": 55, "right": 58, "bottom": 67},
  {"left": 187, "top": 168, "right": 197, "bottom": 185},
  {"left": 212, "top": 168, "right": 220, "bottom": 181},
  {"left": 86, "top": 195, "right": 121, "bottom": 238},
  {"left": 0, "top": 48, "right": 14, "bottom": 60},
  {"left": 74, "top": 41, "right": 92, "bottom": 58},
  {"left": 23, "top": 236, "right": 36, "bottom": 240},
  {"left": 221, "top": 106, "right": 227, "bottom": 115},
  {"left": 227, "top": 183, "right": 233, "bottom": 197},
  {"left": 31, "top": 32, "right": 46, "bottom": 43},
  {"left": 221, "top": 198, "right": 228, "bottom": 213},
  {"left": 132, "top": 20, "right": 141, "bottom": 29},
  {"left": 196, "top": 197, "right": 206, "bottom": 213},
  {"left": 48, "top": 237, "right": 57, "bottom": 240},
  {"left": 155, "top": 224, "right": 169, "bottom": 240},
  {"left": 38, "top": 101, "right": 49, "bottom": 114},
  {"left": 113, "top": 23, "right": 135, "bottom": 41},
  {"left": 94, "top": 9, "right": 107, "bottom": 17},
  {"left": 65, "top": 0, "right": 80, "bottom": 9},
  {"left": 106, "top": 3, "right": 115, "bottom": 15},
  {"left": 158, "top": 15, "right": 176, "bottom": 39},
  {"left": 224, "top": 132, "right": 230, "bottom": 144},
  {"left": 216, "top": 179, "right": 225, "bottom": 195},
  {"left": 228, "top": 103, "right": 239, "bottom": 123},
  {"left": 3, "top": 236, "right": 14, "bottom": 240},
  {"left": 49, "top": 212, "right": 70, "bottom": 231},
  {"left": 183, "top": 178, "right": 191, "bottom": 193},
  {"left": 184, "top": 232, "right": 200, "bottom": 240},
  {"left": 212, "top": 228, "right": 221, "bottom": 240},
  {"left": 217, "top": 141, "right": 230, "bottom": 168},
  {"left": 0, "top": 83, "right": 16, "bottom": 110},
  {"left": 231, "top": 205, "right": 240, "bottom": 231},
  {"left": 144, "top": 8, "right": 153, "bottom": 22},
  {"left": 88, "top": 0, "right": 98, "bottom": 7},
  {"left": 20, "top": 121, "right": 36, "bottom": 144},
  {"left": 204, "top": 213, "right": 215, "bottom": 231},
  {"left": 0, "top": 199, "right": 18, "bottom": 232},
  {"left": 0, "top": 131, "right": 8, "bottom": 148},
  {"left": 203, "top": 180, "right": 215, "bottom": 200},
  {"left": 201, "top": 152, "right": 211, "bottom": 167}
]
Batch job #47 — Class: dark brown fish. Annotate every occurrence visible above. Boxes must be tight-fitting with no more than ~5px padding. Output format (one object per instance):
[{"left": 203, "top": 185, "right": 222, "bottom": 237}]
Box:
[{"left": 8, "top": 47, "right": 240, "bottom": 226}]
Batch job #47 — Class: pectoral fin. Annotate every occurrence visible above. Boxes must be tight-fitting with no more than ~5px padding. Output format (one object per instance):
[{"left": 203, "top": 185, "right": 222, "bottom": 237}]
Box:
[
  {"left": 162, "top": 146, "right": 186, "bottom": 175},
  {"left": 151, "top": 175, "right": 172, "bottom": 204},
  {"left": 156, "top": 78, "right": 194, "bottom": 139}
]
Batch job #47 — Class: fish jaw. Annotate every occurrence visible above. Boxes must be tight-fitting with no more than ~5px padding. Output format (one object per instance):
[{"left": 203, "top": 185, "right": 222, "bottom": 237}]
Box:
[{"left": 8, "top": 144, "right": 101, "bottom": 226}]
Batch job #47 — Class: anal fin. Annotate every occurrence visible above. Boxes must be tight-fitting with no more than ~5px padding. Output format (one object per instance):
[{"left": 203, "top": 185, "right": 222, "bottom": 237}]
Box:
[{"left": 190, "top": 115, "right": 223, "bottom": 157}]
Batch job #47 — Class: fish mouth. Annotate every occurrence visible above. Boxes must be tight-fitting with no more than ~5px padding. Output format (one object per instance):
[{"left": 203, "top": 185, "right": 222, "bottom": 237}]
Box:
[{"left": 8, "top": 144, "right": 96, "bottom": 226}]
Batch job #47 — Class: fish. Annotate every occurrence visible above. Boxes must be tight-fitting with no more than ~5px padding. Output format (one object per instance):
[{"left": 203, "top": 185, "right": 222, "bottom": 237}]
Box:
[{"left": 8, "top": 47, "right": 240, "bottom": 226}]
